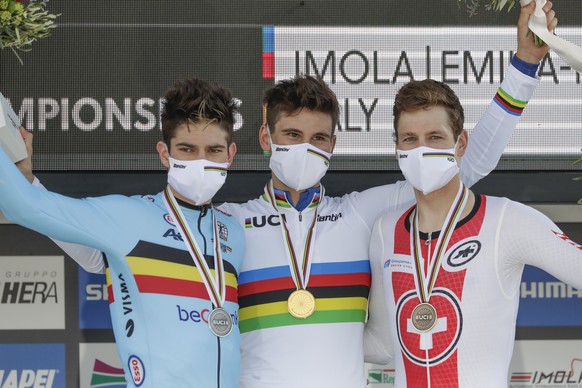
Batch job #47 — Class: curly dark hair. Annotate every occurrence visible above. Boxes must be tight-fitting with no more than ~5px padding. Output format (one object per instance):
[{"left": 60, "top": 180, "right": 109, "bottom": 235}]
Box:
[{"left": 161, "top": 78, "right": 238, "bottom": 146}]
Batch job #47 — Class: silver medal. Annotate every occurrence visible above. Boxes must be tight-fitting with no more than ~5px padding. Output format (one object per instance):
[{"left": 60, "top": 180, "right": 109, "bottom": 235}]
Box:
[{"left": 208, "top": 308, "right": 233, "bottom": 337}]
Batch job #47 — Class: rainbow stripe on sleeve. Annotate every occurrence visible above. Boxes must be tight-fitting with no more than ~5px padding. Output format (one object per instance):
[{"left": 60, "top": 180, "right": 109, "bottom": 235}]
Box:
[
  {"left": 237, "top": 260, "right": 371, "bottom": 333},
  {"left": 493, "top": 87, "right": 527, "bottom": 116}
]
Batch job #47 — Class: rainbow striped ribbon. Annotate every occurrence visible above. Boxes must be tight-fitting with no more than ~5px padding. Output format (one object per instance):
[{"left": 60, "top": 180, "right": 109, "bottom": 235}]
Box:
[
  {"left": 411, "top": 183, "right": 469, "bottom": 303},
  {"left": 264, "top": 182, "right": 323, "bottom": 291},
  {"left": 162, "top": 186, "right": 226, "bottom": 308}
]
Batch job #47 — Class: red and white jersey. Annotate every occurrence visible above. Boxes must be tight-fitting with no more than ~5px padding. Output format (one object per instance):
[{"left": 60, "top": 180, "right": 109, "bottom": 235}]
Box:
[{"left": 366, "top": 195, "right": 582, "bottom": 387}]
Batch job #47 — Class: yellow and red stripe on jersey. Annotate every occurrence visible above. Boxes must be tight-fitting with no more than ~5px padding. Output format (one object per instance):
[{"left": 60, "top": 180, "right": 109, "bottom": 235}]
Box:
[{"left": 106, "top": 240, "right": 238, "bottom": 303}]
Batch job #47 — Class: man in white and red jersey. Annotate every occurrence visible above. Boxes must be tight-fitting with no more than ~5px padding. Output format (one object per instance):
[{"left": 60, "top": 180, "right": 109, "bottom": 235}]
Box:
[{"left": 364, "top": 76, "right": 582, "bottom": 387}]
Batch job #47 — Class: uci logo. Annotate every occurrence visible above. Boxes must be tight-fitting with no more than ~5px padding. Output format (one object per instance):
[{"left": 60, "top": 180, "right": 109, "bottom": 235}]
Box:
[{"left": 245, "top": 214, "right": 286, "bottom": 228}]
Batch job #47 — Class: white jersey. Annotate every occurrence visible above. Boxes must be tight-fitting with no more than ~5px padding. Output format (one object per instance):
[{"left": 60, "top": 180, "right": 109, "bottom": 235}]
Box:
[
  {"left": 365, "top": 195, "right": 582, "bottom": 387},
  {"left": 42, "top": 63, "right": 538, "bottom": 387},
  {"left": 220, "top": 184, "right": 411, "bottom": 388}
]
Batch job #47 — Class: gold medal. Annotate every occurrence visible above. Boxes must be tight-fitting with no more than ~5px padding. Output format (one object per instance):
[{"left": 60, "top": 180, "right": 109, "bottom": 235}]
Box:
[
  {"left": 411, "top": 303, "right": 437, "bottom": 332},
  {"left": 287, "top": 289, "right": 316, "bottom": 319}
]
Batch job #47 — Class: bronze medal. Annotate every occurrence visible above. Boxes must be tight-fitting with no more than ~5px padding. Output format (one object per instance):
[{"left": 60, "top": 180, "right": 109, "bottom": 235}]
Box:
[{"left": 411, "top": 303, "right": 438, "bottom": 332}]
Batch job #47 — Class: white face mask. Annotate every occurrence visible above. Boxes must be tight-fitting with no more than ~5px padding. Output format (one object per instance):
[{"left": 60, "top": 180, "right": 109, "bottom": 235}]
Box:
[
  {"left": 397, "top": 145, "right": 459, "bottom": 195},
  {"left": 167, "top": 156, "right": 228, "bottom": 205},
  {"left": 269, "top": 140, "right": 332, "bottom": 191}
]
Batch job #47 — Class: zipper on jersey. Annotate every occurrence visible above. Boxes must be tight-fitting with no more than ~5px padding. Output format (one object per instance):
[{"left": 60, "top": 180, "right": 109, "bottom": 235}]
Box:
[
  {"left": 217, "top": 335, "right": 222, "bottom": 387},
  {"left": 425, "top": 232, "right": 432, "bottom": 273},
  {"left": 198, "top": 205, "right": 208, "bottom": 253},
  {"left": 298, "top": 211, "right": 302, "bottom": 222}
]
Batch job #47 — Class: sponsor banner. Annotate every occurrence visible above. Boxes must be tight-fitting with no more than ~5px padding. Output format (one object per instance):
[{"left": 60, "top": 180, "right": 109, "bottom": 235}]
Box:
[
  {"left": 2, "top": 10, "right": 581, "bottom": 172},
  {"left": 272, "top": 27, "right": 582, "bottom": 169},
  {"left": 78, "top": 268, "right": 112, "bottom": 329},
  {"left": 517, "top": 266, "right": 582, "bottom": 327},
  {"left": 2, "top": 23, "right": 265, "bottom": 171},
  {"left": 0, "top": 343, "right": 65, "bottom": 387},
  {"left": 79, "top": 343, "right": 126, "bottom": 388},
  {"left": 509, "top": 340, "right": 582, "bottom": 387},
  {"left": 366, "top": 362, "right": 395, "bottom": 387},
  {"left": 0, "top": 256, "right": 65, "bottom": 329}
]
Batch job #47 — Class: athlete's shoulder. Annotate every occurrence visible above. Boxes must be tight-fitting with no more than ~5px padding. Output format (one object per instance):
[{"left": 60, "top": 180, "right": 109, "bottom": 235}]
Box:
[
  {"left": 328, "top": 180, "right": 414, "bottom": 211},
  {"left": 221, "top": 195, "right": 269, "bottom": 215},
  {"left": 378, "top": 201, "right": 413, "bottom": 223},
  {"left": 482, "top": 195, "right": 521, "bottom": 213}
]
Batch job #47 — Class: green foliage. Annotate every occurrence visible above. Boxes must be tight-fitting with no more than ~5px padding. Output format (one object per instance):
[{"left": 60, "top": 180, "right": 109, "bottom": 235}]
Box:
[{"left": 0, "top": 0, "right": 59, "bottom": 64}]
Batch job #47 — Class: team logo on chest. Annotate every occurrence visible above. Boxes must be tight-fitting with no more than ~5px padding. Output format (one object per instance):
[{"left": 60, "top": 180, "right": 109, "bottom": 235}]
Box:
[
  {"left": 163, "top": 213, "right": 176, "bottom": 226},
  {"left": 446, "top": 240, "right": 481, "bottom": 268},
  {"left": 396, "top": 288, "right": 463, "bottom": 366},
  {"left": 217, "top": 221, "right": 228, "bottom": 241}
]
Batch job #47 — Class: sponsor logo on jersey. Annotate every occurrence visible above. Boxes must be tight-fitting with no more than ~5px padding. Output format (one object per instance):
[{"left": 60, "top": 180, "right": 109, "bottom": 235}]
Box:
[
  {"left": 275, "top": 147, "right": 289, "bottom": 152},
  {"left": 0, "top": 344, "right": 65, "bottom": 388},
  {"left": 163, "top": 213, "right": 175, "bottom": 226},
  {"left": 217, "top": 221, "right": 228, "bottom": 241},
  {"left": 384, "top": 257, "right": 413, "bottom": 271},
  {"left": 163, "top": 228, "right": 183, "bottom": 241},
  {"left": 368, "top": 369, "right": 395, "bottom": 384},
  {"left": 141, "top": 195, "right": 155, "bottom": 202},
  {"left": 173, "top": 163, "right": 186, "bottom": 169},
  {"left": 0, "top": 256, "right": 65, "bottom": 329},
  {"left": 244, "top": 214, "right": 286, "bottom": 228},
  {"left": 446, "top": 240, "right": 481, "bottom": 268},
  {"left": 127, "top": 356, "right": 145, "bottom": 387},
  {"left": 117, "top": 273, "right": 135, "bottom": 337},
  {"left": 213, "top": 207, "right": 232, "bottom": 217},
  {"left": 177, "top": 304, "right": 239, "bottom": 326},
  {"left": 317, "top": 212, "right": 342, "bottom": 222},
  {"left": 220, "top": 243, "right": 233, "bottom": 253}
]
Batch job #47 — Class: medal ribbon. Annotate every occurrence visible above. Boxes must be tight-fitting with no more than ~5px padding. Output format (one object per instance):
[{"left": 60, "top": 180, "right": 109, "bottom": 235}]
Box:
[
  {"left": 264, "top": 181, "right": 322, "bottom": 290},
  {"left": 411, "top": 183, "right": 469, "bottom": 303},
  {"left": 162, "top": 186, "right": 226, "bottom": 308}
]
